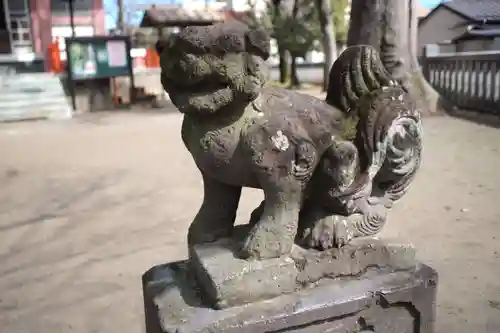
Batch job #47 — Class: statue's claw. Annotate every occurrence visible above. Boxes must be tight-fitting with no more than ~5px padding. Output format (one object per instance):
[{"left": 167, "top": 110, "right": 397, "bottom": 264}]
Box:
[
  {"left": 332, "top": 215, "right": 359, "bottom": 248},
  {"left": 301, "top": 214, "right": 360, "bottom": 250},
  {"left": 308, "top": 215, "right": 335, "bottom": 250}
]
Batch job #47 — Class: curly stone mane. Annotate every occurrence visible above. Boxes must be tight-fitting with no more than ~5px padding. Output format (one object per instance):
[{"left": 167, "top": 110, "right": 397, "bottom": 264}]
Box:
[
  {"left": 326, "top": 45, "right": 395, "bottom": 113},
  {"left": 156, "top": 22, "right": 270, "bottom": 60}
]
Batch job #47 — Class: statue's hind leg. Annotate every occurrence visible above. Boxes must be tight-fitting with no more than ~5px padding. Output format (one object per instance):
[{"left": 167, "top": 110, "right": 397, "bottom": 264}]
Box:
[
  {"left": 296, "top": 202, "right": 338, "bottom": 249},
  {"left": 297, "top": 191, "right": 392, "bottom": 250},
  {"left": 296, "top": 138, "right": 363, "bottom": 249}
]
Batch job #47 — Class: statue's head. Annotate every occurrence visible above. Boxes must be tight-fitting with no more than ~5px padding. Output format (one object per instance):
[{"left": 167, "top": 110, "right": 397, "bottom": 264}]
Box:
[{"left": 157, "top": 22, "right": 270, "bottom": 115}]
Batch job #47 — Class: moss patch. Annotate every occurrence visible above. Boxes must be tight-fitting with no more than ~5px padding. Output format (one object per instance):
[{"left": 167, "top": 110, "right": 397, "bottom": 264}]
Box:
[{"left": 340, "top": 116, "right": 359, "bottom": 141}]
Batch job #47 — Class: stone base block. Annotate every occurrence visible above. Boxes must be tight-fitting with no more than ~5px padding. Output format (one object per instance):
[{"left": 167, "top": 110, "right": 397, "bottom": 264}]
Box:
[
  {"left": 190, "top": 237, "right": 416, "bottom": 309},
  {"left": 142, "top": 260, "right": 438, "bottom": 333}
]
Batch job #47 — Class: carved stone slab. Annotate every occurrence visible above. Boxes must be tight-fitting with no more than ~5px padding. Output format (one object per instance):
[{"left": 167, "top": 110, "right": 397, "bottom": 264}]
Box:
[
  {"left": 189, "top": 236, "right": 416, "bottom": 309},
  {"left": 142, "top": 261, "right": 437, "bottom": 333}
]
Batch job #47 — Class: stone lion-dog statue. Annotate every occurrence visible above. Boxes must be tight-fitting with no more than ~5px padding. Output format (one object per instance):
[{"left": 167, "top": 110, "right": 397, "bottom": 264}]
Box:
[{"left": 156, "top": 22, "right": 423, "bottom": 260}]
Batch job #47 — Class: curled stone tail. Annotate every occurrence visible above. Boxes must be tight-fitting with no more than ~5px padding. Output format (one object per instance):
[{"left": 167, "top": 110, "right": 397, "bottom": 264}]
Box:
[
  {"left": 326, "top": 45, "right": 423, "bottom": 234},
  {"left": 358, "top": 88, "right": 423, "bottom": 200}
]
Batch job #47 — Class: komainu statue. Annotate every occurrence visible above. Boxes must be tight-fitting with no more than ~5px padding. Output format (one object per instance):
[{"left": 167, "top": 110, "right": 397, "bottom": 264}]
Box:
[{"left": 157, "top": 22, "right": 423, "bottom": 260}]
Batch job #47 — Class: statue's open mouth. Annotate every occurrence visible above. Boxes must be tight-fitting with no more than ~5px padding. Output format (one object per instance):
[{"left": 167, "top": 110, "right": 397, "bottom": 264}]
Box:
[
  {"left": 163, "top": 71, "right": 229, "bottom": 96},
  {"left": 163, "top": 72, "right": 234, "bottom": 114}
]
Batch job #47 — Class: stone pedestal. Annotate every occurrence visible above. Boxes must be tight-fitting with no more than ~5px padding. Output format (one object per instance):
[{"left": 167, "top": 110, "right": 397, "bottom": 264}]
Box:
[
  {"left": 142, "top": 238, "right": 438, "bottom": 333},
  {"left": 189, "top": 237, "right": 417, "bottom": 309}
]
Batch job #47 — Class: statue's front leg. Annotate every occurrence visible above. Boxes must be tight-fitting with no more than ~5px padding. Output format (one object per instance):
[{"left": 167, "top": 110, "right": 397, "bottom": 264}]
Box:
[
  {"left": 248, "top": 200, "right": 265, "bottom": 226},
  {"left": 187, "top": 174, "right": 242, "bottom": 246}
]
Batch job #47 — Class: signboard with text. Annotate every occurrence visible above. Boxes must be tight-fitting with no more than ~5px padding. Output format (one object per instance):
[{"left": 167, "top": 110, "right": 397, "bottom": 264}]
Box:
[
  {"left": 65, "top": 35, "right": 132, "bottom": 80},
  {"left": 64, "top": 35, "right": 135, "bottom": 111}
]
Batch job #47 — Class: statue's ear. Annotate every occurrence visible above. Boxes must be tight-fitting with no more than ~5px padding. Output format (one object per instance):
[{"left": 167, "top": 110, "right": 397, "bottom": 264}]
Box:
[{"left": 245, "top": 28, "right": 270, "bottom": 60}]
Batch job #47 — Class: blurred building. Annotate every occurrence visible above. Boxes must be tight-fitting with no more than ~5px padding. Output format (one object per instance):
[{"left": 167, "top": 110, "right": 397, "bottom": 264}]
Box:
[
  {"left": 418, "top": 0, "right": 500, "bottom": 55},
  {"left": 0, "top": 0, "right": 105, "bottom": 71}
]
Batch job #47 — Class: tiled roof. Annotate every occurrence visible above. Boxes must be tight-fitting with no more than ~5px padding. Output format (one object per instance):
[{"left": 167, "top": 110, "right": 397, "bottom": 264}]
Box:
[
  {"left": 443, "top": 0, "right": 500, "bottom": 21},
  {"left": 140, "top": 5, "right": 225, "bottom": 27}
]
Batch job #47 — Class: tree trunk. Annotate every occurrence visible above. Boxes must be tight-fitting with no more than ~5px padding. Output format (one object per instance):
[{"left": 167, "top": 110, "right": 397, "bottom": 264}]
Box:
[
  {"left": 407, "top": 0, "right": 442, "bottom": 114},
  {"left": 408, "top": 0, "right": 419, "bottom": 71},
  {"left": 288, "top": 0, "right": 301, "bottom": 87},
  {"left": 278, "top": 46, "right": 289, "bottom": 83},
  {"left": 315, "top": 0, "right": 337, "bottom": 91},
  {"left": 272, "top": 0, "right": 289, "bottom": 83},
  {"left": 347, "top": 0, "right": 443, "bottom": 115},
  {"left": 289, "top": 56, "right": 301, "bottom": 88},
  {"left": 116, "top": 0, "right": 125, "bottom": 32}
]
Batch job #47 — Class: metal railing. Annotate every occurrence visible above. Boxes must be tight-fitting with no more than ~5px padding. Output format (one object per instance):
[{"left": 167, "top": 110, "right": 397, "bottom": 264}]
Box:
[{"left": 422, "top": 51, "right": 500, "bottom": 114}]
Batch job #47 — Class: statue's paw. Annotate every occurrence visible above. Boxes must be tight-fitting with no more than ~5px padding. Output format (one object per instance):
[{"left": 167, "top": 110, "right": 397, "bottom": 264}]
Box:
[
  {"left": 332, "top": 215, "right": 359, "bottom": 248},
  {"left": 301, "top": 215, "right": 358, "bottom": 250},
  {"left": 240, "top": 221, "right": 294, "bottom": 260},
  {"left": 301, "top": 215, "right": 335, "bottom": 250}
]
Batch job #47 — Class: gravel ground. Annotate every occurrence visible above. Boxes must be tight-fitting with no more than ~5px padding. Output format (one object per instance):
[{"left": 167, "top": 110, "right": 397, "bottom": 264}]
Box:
[{"left": 0, "top": 107, "right": 499, "bottom": 333}]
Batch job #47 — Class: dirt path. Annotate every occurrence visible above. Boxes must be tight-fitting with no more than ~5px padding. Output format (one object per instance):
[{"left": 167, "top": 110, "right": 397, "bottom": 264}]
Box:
[{"left": 0, "top": 111, "right": 499, "bottom": 333}]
